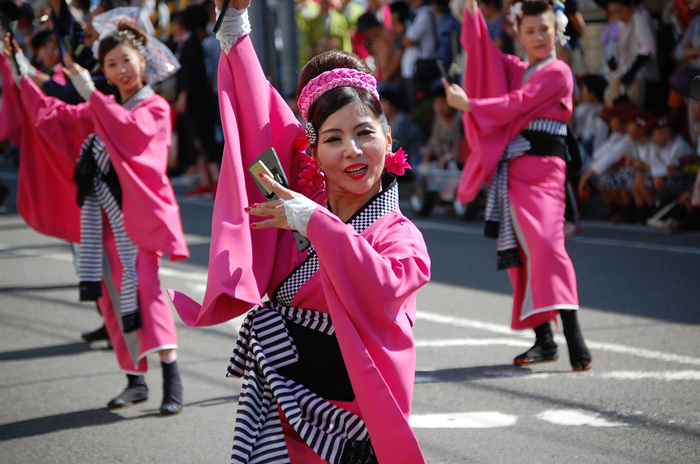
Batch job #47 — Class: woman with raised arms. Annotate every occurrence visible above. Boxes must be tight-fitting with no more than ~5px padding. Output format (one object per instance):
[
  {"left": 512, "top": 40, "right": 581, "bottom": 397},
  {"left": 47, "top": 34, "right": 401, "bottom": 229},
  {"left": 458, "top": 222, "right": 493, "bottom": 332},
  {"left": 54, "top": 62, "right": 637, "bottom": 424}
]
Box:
[
  {"left": 442, "top": 0, "right": 592, "bottom": 371},
  {"left": 5, "top": 15, "right": 188, "bottom": 414},
  {"left": 168, "top": 0, "right": 430, "bottom": 462}
]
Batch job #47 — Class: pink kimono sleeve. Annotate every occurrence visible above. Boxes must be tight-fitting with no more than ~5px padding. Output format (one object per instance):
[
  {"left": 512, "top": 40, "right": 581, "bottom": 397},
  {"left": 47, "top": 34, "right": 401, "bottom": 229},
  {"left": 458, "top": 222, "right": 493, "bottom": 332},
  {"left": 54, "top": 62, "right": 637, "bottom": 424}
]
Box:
[
  {"left": 169, "top": 35, "right": 320, "bottom": 327},
  {"left": 88, "top": 91, "right": 189, "bottom": 261},
  {"left": 0, "top": 55, "right": 22, "bottom": 147},
  {"left": 457, "top": 8, "right": 527, "bottom": 202},
  {"left": 306, "top": 207, "right": 430, "bottom": 464},
  {"left": 17, "top": 77, "right": 93, "bottom": 243}
]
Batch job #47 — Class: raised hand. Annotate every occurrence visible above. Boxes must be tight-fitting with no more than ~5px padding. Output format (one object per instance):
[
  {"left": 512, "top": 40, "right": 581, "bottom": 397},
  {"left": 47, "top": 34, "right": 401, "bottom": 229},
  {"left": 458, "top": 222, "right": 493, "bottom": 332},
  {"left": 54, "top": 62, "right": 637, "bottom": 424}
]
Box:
[
  {"left": 245, "top": 173, "right": 304, "bottom": 231},
  {"left": 62, "top": 52, "right": 87, "bottom": 78},
  {"left": 443, "top": 78, "right": 471, "bottom": 112},
  {"left": 215, "top": 0, "right": 251, "bottom": 11}
]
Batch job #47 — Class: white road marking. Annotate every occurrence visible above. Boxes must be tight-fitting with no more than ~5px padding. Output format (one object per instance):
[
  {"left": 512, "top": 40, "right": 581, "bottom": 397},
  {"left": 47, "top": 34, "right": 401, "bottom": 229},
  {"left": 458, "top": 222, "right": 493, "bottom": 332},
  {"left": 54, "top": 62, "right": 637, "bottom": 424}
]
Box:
[
  {"left": 3, "top": 241, "right": 699, "bottom": 368},
  {"left": 415, "top": 338, "right": 531, "bottom": 348},
  {"left": 413, "top": 220, "right": 700, "bottom": 255},
  {"left": 536, "top": 409, "right": 628, "bottom": 427},
  {"left": 409, "top": 412, "right": 517, "bottom": 429},
  {"left": 417, "top": 311, "right": 700, "bottom": 367},
  {"left": 598, "top": 370, "right": 700, "bottom": 381}
]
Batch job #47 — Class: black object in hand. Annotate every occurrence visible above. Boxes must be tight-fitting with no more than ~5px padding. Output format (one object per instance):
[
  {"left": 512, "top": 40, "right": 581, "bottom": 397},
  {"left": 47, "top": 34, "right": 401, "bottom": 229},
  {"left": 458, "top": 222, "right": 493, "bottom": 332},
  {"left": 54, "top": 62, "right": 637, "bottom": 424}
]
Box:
[{"left": 607, "top": 57, "right": 618, "bottom": 71}]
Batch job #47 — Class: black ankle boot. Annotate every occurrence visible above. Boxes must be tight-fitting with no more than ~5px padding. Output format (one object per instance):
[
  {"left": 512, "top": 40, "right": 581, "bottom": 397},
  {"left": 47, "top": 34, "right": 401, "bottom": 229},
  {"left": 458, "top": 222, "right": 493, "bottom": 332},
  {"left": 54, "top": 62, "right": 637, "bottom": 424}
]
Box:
[
  {"left": 514, "top": 322, "right": 559, "bottom": 365},
  {"left": 160, "top": 361, "right": 183, "bottom": 416},
  {"left": 82, "top": 324, "right": 109, "bottom": 343},
  {"left": 107, "top": 374, "right": 148, "bottom": 409},
  {"left": 559, "top": 310, "right": 593, "bottom": 371}
]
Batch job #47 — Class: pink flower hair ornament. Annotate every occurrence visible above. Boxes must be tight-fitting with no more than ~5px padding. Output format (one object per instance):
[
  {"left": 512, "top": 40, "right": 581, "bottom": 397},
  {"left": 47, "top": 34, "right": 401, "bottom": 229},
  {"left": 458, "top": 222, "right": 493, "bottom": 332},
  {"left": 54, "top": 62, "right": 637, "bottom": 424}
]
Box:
[{"left": 384, "top": 148, "right": 411, "bottom": 176}]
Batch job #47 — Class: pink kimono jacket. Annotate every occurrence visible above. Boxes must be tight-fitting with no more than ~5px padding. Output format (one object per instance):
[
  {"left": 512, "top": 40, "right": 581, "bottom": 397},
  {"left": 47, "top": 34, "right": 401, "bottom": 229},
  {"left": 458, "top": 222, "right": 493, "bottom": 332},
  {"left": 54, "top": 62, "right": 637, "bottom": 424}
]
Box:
[
  {"left": 18, "top": 77, "right": 189, "bottom": 261},
  {"left": 169, "top": 36, "right": 430, "bottom": 464},
  {"left": 457, "top": 8, "right": 573, "bottom": 203},
  {"left": 459, "top": 8, "right": 578, "bottom": 329},
  {"left": 0, "top": 54, "right": 22, "bottom": 148}
]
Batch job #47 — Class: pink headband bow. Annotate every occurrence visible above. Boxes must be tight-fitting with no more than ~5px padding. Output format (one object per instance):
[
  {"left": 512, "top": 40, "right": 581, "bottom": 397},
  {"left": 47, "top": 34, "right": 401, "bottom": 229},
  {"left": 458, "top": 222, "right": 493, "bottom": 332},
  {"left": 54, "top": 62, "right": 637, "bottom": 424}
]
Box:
[{"left": 297, "top": 68, "right": 380, "bottom": 121}]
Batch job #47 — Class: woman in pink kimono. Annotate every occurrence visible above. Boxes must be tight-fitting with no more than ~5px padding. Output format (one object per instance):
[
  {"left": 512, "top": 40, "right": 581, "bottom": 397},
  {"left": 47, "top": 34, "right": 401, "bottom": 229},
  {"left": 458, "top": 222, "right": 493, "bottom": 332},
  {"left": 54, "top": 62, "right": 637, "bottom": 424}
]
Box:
[
  {"left": 169, "top": 0, "right": 430, "bottom": 462},
  {"left": 5, "top": 21, "right": 189, "bottom": 414},
  {"left": 443, "top": 0, "right": 592, "bottom": 370}
]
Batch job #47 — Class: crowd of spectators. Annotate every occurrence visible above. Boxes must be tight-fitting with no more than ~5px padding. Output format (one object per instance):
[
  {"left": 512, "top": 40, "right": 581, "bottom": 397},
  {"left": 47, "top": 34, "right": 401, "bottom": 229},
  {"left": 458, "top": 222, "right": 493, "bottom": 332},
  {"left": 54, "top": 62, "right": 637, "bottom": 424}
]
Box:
[{"left": 2, "top": 0, "right": 700, "bottom": 232}]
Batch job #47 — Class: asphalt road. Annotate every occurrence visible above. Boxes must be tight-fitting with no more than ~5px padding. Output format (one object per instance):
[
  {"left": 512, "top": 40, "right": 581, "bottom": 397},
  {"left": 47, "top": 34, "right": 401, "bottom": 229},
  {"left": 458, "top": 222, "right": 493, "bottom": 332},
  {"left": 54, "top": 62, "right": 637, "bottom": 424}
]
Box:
[{"left": 0, "top": 170, "right": 699, "bottom": 463}]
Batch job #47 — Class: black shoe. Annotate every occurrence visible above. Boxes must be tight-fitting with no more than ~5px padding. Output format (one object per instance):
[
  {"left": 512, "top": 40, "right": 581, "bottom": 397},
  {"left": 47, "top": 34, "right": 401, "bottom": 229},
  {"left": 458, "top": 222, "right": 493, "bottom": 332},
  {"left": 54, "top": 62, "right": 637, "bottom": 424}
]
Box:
[
  {"left": 160, "top": 361, "right": 183, "bottom": 416},
  {"left": 82, "top": 325, "right": 109, "bottom": 343},
  {"left": 560, "top": 310, "right": 593, "bottom": 371},
  {"left": 514, "top": 322, "right": 559, "bottom": 365},
  {"left": 107, "top": 374, "right": 148, "bottom": 409}
]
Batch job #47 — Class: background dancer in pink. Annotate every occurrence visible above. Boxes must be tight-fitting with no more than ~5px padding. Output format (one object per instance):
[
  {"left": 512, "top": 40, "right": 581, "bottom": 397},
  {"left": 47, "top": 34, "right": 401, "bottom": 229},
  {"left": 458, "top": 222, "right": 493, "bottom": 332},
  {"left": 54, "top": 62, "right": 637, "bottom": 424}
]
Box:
[
  {"left": 169, "top": 0, "right": 430, "bottom": 462},
  {"left": 442, "top": 0, "right": 592, "bottom": 371},
  {"left": 4, "top": 18, "right": 189, "bottom": 414}
]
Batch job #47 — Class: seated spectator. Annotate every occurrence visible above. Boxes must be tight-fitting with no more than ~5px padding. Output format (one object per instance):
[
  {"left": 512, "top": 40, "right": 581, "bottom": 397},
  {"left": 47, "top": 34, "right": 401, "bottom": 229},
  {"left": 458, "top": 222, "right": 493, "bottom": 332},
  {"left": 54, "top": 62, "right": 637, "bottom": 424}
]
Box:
[
  {"left": 356, "top": 12, "right": 396, "bottom": 82},
  {"left": 380, "top": 86, "right": 426, "bottom": 168},
  {"left": 578, "top": 102, "right": 638, "bottom": 219},
  {"left": 653, "top": 117, "right": 696, "bottom": 205},
  {"left": 420, "top": 85, "right": 465, "bottom": 171},
  {"left": 605, "top": 0, "right": 662, "bottom": 113},
  {"left": 478, "top": 0, "right": 514, "bottom": 54},
  {"left": 433, "top": 0, "right": 461, "bottom": 67},
  {"left": 574, "top": 75, "right": 609, "bottom": 165}
]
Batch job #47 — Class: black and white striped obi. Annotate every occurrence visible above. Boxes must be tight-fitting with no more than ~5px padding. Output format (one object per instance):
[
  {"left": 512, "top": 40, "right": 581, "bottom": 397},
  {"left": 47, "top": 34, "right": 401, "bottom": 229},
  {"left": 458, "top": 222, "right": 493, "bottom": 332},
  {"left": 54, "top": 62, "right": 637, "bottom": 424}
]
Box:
[
  {"left": 74, "top": 86, "right": 155, "bottom": 336},
  {"left": 484, "top": 56, "right": 569, "bottom": 270},
  {"left": 225, "top": 176, "right": 400, "bottom": 464}
]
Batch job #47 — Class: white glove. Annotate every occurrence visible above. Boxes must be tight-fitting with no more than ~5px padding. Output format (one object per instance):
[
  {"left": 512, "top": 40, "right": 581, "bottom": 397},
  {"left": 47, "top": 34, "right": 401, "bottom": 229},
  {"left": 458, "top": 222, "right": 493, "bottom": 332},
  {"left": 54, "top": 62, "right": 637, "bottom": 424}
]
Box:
[
  {"left": 278, "top": 196, "right": 318, "bottom": 238},
  {"left": 215, "top": 7, "right": 251, "bottom": 55},
  {"left": 70, "top": 68, "right": 96, "bottom": 101},
  {"left": 10, "top": 51, "right": 38, "bottom": 85}
]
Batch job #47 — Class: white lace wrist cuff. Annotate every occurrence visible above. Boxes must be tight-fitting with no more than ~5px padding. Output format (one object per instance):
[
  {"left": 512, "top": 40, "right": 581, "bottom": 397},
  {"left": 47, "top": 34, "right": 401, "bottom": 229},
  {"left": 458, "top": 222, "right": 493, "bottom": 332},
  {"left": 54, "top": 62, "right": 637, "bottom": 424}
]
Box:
[
  {"left": 215, "top": 7, "right": 251, "bottom": 55},
  {"left": 279, "top": 197, "right": 318, "bottom": 238},
  {"left": 13, "top": 52, "right": 34, "bottom": 84},
  {"left": 71, "top": 69, "right": 96, "bottom": 101}
]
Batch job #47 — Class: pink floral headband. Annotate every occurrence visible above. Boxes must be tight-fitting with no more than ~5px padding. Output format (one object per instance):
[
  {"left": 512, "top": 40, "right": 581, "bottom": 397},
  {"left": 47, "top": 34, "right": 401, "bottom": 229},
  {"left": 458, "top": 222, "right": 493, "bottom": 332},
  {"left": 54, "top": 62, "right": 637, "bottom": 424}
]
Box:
[{"left": 297, "top": 68, "right": 380, "bottom": 122}]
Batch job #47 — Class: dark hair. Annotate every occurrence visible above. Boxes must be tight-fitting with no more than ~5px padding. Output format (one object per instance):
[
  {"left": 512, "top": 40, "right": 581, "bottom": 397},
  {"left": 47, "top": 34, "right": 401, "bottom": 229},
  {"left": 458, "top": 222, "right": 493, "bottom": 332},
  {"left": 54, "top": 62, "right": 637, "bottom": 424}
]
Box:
[
  {"left": 607, "top": 0, "right": 637, "bottom": 7},
  {"left": 356, "top": 12, "right": 381, "bottom": 33},
  {"left": 185, "top": 4, "right": 209, "bottom": 31},
  {"left": 98, "top": 21, "right": 148, "bottom": 68},
  {"left": 100, "top": 0, "right": 130, "bottom": 11},
  {"left": 379, "top": 87, "right": 402, "bottom": 109},
  {"left": 389, "top": 1, "right": 411, "bottom": 24},
  {"left": 296, "top": 50, "right": 388, "bottom": 145},
  {"left": 31, "top": 29, "right": 56, "bottom": 51},
  {"left": 579, "top": 75, "right": 608, "bottom": 103},
  {"left": 171, "top": 10, "right": 196, "bottom": 32},
  {"left": 434, "top": 0, "right": 451, "bottom": 14},
  {"left": 480, "top": 0, "right": 502, "bottom": 9},
  {"left": 518, "top": 0, "right": 555, "bottom": 28}
]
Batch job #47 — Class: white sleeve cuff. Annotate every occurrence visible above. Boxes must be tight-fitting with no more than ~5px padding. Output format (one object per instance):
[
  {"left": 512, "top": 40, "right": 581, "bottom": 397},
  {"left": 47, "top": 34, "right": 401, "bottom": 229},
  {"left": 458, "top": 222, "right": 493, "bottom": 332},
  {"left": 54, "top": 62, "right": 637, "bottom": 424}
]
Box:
[
  {"left": 215, "top": 7, "right": 251, "bottom": 55},
  {"left": 70, "top": 69, "right": 96, "bottom": 101},
  {"left": 279, "top": 196, "right": 318, "bottom": 238}
]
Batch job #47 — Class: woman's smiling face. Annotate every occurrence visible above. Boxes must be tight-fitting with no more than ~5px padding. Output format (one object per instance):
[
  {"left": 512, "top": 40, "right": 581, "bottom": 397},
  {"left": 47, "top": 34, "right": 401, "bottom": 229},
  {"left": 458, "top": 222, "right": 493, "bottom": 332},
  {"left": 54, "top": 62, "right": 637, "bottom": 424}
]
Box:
[
  {"left": 102, "top": 42, "right": 144, "bottom": 95},
  {"left": 314, "top": 103, "right": 391, "bottom": 201}
]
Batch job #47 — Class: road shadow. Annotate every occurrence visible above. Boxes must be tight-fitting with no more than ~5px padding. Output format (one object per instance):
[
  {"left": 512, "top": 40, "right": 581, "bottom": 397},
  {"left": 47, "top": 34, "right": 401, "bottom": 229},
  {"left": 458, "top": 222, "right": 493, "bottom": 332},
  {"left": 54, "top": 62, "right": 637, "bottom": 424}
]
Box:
[
  {"left": 415, "top": 364, "right": 533, "bottom": 383},
  {"left": 0, "top": 408, "right": 124, "bottom": 441},
  {"left": 187, "top": 395, "right": 240, "bottom": 407},
  {"left": 0, "top": 342, "right": 93, "bottom": 361},
  {"left": 0, "top": 284, "right": 77, "bottom": 293}
]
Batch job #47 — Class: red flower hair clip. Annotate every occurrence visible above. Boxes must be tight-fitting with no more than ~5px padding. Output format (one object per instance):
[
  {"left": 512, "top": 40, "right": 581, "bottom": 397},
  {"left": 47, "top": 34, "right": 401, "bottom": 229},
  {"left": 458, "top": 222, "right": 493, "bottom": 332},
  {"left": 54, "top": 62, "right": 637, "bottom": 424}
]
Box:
[{"left": 384, "top": 148, "right": 411, "bottom": 176}]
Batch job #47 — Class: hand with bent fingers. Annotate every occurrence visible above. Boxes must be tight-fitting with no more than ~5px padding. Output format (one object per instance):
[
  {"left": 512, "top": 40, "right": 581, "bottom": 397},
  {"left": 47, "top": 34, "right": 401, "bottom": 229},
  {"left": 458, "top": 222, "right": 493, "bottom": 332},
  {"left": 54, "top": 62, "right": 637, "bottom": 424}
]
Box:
[
  {"left": 62, "top": 52, "right": 87, "bottom": 78},
  {"left": 244, "top": 173, "right": 305, "bottom": 230}
]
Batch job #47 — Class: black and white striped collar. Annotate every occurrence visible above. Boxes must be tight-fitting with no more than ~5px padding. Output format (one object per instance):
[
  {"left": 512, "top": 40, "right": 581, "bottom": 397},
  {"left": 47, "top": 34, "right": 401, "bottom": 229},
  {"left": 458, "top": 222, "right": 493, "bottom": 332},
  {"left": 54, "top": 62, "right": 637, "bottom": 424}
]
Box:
[
  {"left": 122, "top": 84, "right": 154, "bottom": 111},
  {"left": 334, "top": 173, "right": 399, "bottom": 235}
]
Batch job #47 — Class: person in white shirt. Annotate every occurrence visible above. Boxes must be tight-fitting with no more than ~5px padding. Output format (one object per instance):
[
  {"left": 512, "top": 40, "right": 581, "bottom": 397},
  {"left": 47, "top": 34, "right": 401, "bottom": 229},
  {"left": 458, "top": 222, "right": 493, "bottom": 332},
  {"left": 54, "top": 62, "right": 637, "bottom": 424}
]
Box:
[
  {"left": 605, "top": 0, "right": 661, "bottom": 112},
  {"left": 401, "top": 0, "right": 438, "bottom": 109},
  {"left": 574, "top": 75, "right": 609, "bottom": 167},
  {"left": 578, "top": 102, "right": 637, "bottom": 218}
]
